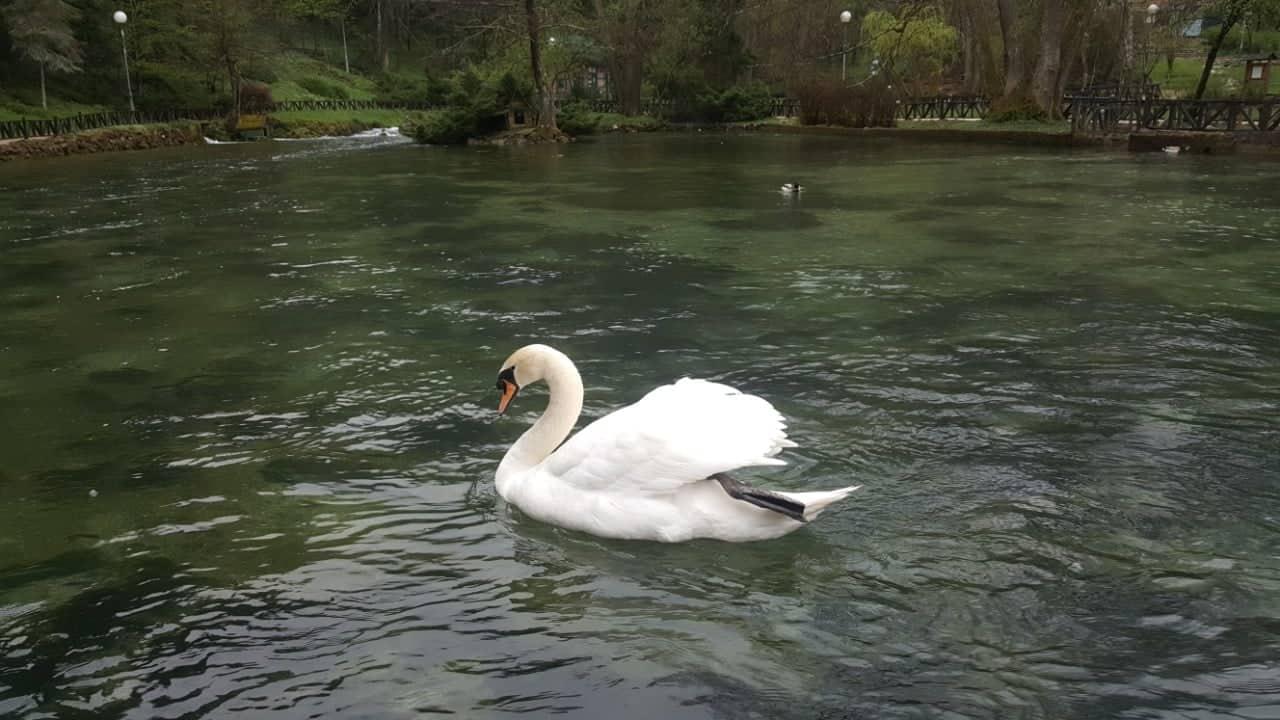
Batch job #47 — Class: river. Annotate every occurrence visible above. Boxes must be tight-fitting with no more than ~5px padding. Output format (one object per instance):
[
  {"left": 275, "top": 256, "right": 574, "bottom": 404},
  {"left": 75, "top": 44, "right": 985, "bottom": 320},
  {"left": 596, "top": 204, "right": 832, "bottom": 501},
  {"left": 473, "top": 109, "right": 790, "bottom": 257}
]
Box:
[{"left": 1, "top": 133, "right": 1278, "bottom": 719}]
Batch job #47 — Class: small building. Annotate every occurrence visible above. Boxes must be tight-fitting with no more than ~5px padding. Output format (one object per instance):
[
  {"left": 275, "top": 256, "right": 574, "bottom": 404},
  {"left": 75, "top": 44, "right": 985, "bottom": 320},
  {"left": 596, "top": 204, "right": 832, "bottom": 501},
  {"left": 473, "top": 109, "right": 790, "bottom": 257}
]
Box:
[{"left": 505, "top": 101, "right": 530, "bottom": 130}]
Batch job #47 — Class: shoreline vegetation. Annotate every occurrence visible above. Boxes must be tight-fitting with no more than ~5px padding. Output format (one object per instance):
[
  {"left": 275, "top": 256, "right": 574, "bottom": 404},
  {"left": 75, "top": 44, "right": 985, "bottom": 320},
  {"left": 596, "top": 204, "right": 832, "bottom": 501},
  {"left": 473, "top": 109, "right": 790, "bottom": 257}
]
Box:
[{"left": 5, "top": 111, "right": 1278, "bottom": 163}]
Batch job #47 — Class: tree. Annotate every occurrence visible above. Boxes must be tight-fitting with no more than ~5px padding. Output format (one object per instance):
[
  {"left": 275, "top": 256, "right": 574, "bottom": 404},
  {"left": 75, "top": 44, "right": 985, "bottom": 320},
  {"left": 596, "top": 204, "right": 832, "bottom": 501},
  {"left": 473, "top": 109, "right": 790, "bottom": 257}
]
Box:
[
  {"left": 863, "top": 6, "right": 958, "bottom": 94},
  {"left": 194, "top": 0, "right": 259, "bottom": 115},
  {"left": 587, "top": 0, "right": 664, "bottom": 116},
  {"left": 282, "top": 0, "right": 355, "bottom": 73},
  {"left": 2, "top": 0, "right": 82, "bottom": 110},
  {"left": 524, "top": 0, "right": 556, "bottom": 129}
]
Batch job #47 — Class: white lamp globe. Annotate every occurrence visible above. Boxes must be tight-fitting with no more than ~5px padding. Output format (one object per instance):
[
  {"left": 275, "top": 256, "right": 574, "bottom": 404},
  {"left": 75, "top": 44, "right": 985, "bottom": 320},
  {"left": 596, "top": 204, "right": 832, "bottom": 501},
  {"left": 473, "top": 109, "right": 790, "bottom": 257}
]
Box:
[
  {"left": 840, "top": 10, "right": 852, "bottom": 23},
  {"left": 113, "top": 10, "right": 128, "bottom": 24}
]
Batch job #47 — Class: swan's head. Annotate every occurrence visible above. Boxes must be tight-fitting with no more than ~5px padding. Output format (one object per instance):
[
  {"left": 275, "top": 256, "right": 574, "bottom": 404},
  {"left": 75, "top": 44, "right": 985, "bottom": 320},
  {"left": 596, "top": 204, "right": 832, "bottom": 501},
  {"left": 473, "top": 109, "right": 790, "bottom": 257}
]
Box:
[{"left": 495, "top": 343, "right": 560, "bottom": 414}]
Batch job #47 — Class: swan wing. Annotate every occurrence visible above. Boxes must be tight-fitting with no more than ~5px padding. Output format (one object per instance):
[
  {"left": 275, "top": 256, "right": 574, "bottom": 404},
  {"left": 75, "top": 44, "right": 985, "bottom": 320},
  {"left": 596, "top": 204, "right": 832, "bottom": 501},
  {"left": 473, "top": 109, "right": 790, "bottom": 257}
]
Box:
[{"left": 544, "top": 378, "right": 795, "bottom": 494}]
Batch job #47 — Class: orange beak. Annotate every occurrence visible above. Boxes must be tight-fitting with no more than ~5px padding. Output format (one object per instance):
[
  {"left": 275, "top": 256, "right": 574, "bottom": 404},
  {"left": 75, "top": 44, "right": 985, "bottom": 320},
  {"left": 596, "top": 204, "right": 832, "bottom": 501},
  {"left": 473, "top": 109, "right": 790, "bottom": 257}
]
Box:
[{"left": 497, "top": 379, "right": 518, "bottom": 415}]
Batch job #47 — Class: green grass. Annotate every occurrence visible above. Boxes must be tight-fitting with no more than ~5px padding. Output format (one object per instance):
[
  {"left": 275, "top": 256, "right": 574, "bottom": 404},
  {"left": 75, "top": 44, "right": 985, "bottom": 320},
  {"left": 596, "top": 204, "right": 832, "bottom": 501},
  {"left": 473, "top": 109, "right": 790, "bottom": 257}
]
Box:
[
  {"left": 591, "top": 112, "right": 665, "bottom": 130},
  {"left": 253, "top": 52, "right": 378, "bottom": 102},
  {"left": 0, "top": 95, "right": 108, "bottom": 121},
  {"left": 898, "top": 119, "right": 1071, "bottom": 134},
  {"left": 1150, "top": 55, "right": 1280, "bottom": 98},
  {"left": 268, "top": 109, "right": 433, "bottom": 126}
]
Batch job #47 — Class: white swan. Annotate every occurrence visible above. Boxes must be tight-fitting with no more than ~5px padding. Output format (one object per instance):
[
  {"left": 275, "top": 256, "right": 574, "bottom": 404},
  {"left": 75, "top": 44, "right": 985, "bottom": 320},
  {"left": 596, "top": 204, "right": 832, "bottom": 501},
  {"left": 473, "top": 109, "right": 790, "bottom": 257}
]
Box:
[{"left": 493, "top": 344, "right": 860, "bottom": 542}]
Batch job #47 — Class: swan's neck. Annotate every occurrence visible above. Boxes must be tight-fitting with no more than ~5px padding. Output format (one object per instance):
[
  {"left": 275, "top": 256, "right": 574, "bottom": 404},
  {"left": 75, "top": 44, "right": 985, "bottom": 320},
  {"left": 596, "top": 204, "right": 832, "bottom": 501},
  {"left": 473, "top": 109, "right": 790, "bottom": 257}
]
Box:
[{"left": 495, "top": 351, "right": 583, "bottom": 496}]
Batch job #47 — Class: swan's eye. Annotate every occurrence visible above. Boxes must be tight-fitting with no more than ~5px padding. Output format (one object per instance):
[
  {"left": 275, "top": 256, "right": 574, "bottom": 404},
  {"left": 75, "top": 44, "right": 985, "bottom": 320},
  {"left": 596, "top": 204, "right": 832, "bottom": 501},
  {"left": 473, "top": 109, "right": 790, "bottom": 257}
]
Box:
[{"left": 497, "top": 366, "right": 517, "bottom": 388}]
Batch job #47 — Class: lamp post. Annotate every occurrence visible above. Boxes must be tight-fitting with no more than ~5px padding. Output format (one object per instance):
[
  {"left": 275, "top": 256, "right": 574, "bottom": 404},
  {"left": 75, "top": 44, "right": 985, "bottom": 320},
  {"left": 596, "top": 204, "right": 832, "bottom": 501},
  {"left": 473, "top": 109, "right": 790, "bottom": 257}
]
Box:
[
  {"left": 1143, "top": 3, "right": 1159, "bottom": 86},
  {"left": 113, "top": 10, "right": 135, "bottom": 113},
  {"left": 840, "top": 10, "right": 852, "bottom": 82}
]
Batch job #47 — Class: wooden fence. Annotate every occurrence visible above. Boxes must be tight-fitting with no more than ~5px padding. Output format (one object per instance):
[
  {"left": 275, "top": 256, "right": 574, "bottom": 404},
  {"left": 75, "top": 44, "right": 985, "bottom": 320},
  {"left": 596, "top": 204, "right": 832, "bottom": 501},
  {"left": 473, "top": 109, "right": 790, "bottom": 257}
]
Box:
[
  {"left": 269, "top": 99, "right": 440, "bottom": 112},
  {"left": 1070, "top": 97, "right": 1280, "bottom": 133},
  {"left": 579, "top": 97, "right": 801, "bottom": 118},
  {"left": 0, "top": 108, "right": 226, "bottom": 140},
  {"left": 0, "top": 100, "right": 447, "bottom": 140},
  {"left": 8, "top": 94, "right": 1278, "bottom": 141},
  {"left": 898, "top": 95, "right": 990, "bottom": 120}
]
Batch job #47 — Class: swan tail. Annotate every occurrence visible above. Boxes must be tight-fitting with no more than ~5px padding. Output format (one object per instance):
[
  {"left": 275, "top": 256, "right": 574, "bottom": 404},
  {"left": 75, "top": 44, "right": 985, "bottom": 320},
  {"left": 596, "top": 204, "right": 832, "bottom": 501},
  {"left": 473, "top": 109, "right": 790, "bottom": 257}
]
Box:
[
  {"left": 779, "top": 485, "right": 862, "bottom": 522},
  {"left": 714, "top": 474, "right": 806, "bottom": 522},
  {"left": 715, "top": 474, "right": 860, "bottom": 523}
]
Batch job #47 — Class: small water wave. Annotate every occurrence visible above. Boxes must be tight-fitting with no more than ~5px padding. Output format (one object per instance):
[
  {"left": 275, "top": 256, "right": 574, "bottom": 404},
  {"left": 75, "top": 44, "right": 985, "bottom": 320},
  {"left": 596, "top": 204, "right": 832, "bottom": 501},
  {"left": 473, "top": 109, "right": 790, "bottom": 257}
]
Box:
[{"left": 275, "top": 126, "right": 403, "bottom": 142}]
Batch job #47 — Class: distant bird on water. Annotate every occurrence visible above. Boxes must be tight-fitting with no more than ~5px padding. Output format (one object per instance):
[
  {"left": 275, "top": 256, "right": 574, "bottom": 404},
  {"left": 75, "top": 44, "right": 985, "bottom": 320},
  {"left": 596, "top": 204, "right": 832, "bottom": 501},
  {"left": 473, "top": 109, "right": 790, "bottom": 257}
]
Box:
[{"left": 780, "top": 182, "right": 803, "bottom": 195}]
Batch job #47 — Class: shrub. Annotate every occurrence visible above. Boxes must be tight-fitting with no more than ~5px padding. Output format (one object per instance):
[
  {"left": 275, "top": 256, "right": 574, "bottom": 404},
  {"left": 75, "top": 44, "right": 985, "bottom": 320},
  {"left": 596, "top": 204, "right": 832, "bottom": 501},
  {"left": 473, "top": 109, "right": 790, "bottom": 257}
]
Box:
[
  {"left": 242, "top": 60, "right": 279, "bottom": 84},
  {"left": 556, "top": 103, "right": 599, "bottom": 135},
  {"left": 714, "top": 82, "right": 775, "bottom": 122},
  {"left": 412, "top": 107, "right": 478, "bottom": 145},
  {"left": 133, "top": 62, "right": 218, "bottom": 111},
  {"left": 239, "top": 82, "right": 273, "bottom": 114},
  {"left": 793, "top": 77, "right": 896, "bottom": 128},
  {"left": 298, "top": 77, "right": 349, "bottom": 99},
  {"left": 986, "top": 94, "right": 1048, "bottom": 123},
  {"left": 375, "top": 73, "right": 450, "bottom": 104}
]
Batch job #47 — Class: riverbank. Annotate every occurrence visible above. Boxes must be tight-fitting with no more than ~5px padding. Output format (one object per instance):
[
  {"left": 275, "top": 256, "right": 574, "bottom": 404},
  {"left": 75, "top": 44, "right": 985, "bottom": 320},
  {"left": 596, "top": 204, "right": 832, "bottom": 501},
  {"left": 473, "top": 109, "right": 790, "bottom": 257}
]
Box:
[
  {"left": 3, "top": 112, "right": 1277, "bottom": 162},
  {"left": 0, "top": 123, "right": 204, "bottom": 162}
]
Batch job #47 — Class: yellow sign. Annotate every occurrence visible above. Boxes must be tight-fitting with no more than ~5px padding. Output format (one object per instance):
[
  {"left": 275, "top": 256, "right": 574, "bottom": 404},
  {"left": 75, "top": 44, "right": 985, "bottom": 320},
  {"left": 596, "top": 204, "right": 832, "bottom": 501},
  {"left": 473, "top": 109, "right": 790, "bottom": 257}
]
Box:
[{"left": 236, "top": 114, "right": 266, "bottom": 131}]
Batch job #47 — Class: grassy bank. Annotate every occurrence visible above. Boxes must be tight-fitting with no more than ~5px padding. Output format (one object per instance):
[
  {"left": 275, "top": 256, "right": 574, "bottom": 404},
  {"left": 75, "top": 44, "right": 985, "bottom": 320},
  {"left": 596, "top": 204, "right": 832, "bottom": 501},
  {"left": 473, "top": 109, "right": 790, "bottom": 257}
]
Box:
[
  {"left": 268, "top": 109, "right": 437, "bottom": 139},
  {"left": 898, "top": 119, "right": 1071, "bottom": 134},
  {"left": 254, "top": 52, "right": 379, "bottom": 102},
  {"left": 0, "top": 95, "right": 108, "bottom": 122}
]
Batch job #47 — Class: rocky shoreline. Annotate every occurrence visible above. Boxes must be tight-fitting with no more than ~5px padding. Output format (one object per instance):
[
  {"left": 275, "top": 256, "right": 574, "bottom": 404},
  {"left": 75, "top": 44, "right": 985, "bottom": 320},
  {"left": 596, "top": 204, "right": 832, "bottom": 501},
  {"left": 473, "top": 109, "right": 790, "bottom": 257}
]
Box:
[{"left": 0, "top": 123, "right": 205, "bottom": 162}]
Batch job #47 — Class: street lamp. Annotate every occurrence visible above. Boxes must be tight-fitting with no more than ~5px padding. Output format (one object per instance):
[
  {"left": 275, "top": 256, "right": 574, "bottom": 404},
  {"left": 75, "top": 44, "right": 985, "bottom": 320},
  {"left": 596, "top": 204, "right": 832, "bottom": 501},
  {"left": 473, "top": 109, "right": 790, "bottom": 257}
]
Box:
[
  {"left": 1143, "top": 3, "right": 1159, "bottom": 86},
  {"left": 840, "top": 10, "right": 852, "bottom": 82},
  {"left": 113, "top": 10, "right": 135, "bottom": 113}
]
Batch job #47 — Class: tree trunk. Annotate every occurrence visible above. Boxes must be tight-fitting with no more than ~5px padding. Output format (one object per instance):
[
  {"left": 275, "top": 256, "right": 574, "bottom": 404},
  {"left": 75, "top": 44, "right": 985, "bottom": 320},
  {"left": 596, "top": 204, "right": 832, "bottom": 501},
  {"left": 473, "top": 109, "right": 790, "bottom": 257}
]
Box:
[
  {"left": 39, "top": 62, "right": 47, "bottom": 110},
  {"left": 1031, "top": 0, "right": 1066, "bottom": 116},
  {"left": 228, "top": 58, "right": 241, "bottom": 117},
  {"left": 1080, "top": 30, "right": 1092, "bottom": 89},
  {"left": 376, "top": 0, "right": 388, "bottom": 72},
  {"left": 1055, "top": 14, "right": 1086, "bottom": 105},
  {"left": 617, "top": 54, "right": 643, "bottom": 116},
  {"left": 1194, "top": 10, "right": 1241, "bottom": 99},
  {"left": 1121, "top": 4, "right": 1135, "bottom": 81},
  {"left": 996, "top": 0, "right": 1031, "bottom": 101},
  {"left": 525, "top": 0, "right": 556, "bottom": 129},
  {"left": 961, "top": 12, "right": 977, "bottom": 93},
  {"left": 341, "top": 18, "right": 350, "bottom": 74}
]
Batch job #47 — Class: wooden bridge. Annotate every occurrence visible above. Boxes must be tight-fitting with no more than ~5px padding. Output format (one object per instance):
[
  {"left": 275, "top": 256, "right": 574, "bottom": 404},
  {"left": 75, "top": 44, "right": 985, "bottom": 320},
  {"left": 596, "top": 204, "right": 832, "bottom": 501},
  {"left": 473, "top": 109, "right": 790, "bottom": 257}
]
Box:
[
  {"left": 1069, "top": 97, "right": 1280, "bottom": 133},
  {"left": 897, "top": 95, "right": 991, "bottom": 121}
]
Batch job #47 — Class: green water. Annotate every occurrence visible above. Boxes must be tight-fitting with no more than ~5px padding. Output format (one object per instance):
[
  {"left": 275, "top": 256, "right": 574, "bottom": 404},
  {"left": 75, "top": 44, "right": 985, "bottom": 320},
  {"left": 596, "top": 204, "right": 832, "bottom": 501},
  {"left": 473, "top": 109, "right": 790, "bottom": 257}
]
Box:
[{"left": 1, "top": 133, "right": 1278, "bottom": 719}]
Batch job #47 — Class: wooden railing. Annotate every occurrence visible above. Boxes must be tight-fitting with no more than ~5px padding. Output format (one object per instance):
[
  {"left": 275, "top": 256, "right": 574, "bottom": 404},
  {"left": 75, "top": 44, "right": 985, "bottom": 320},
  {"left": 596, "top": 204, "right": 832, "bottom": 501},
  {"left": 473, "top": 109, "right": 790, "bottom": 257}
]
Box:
[
  {"left": 0, "top": 100, "right": 447, "bottom": 140},
  {"left": 1070, "top": 96, "right": 1280, "bottom": 133},
  {"left": 8, "top": 94, "right": 1276, "bottom": 141},
  {"left": 269, "top": 99, "right": 440, "bottom": 112},
  {"left": 578, "top": 97, "right": 801, "bottom": 118},
  {"left": 0, "top": 108, "right": 226, "bottom": 140},
  {"left": 898, "top": 95, "right": 990, "bottom": 120}
]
